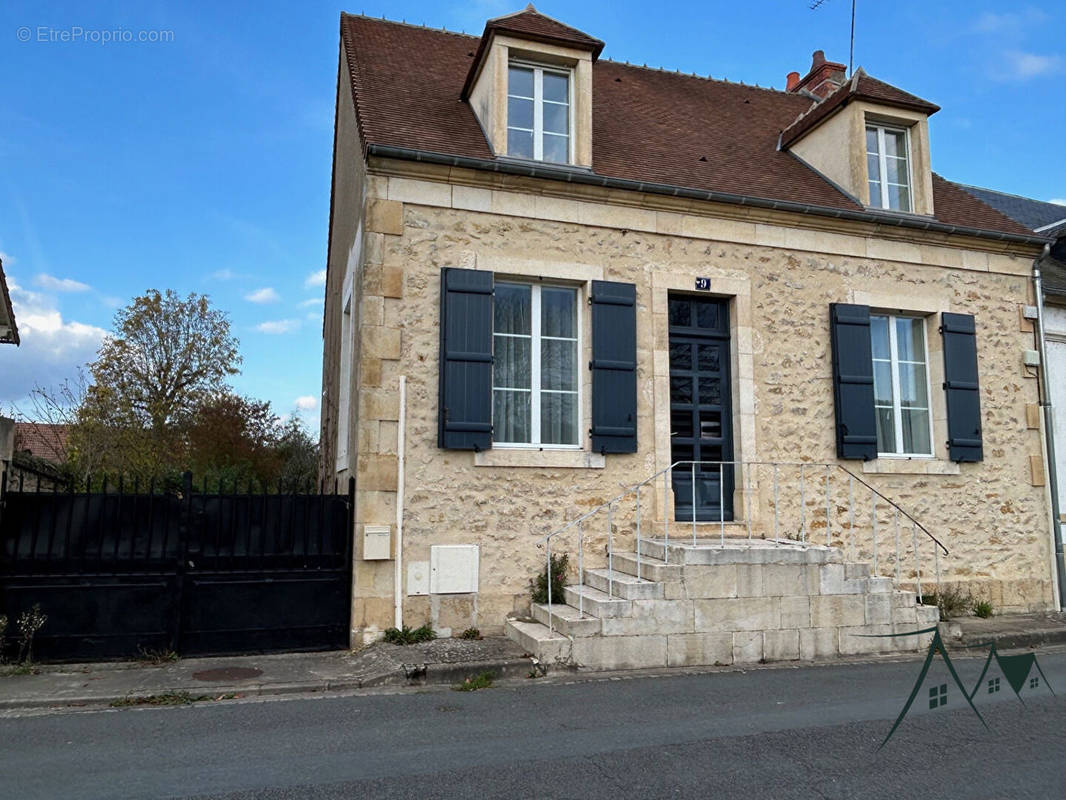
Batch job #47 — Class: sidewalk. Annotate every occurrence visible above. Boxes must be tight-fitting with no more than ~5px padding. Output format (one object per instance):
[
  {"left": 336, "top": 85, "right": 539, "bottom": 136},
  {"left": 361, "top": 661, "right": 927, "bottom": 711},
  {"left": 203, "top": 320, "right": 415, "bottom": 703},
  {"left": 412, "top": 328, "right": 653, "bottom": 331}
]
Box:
[
  {"left": 0, "top": 636, "right": 534, "bottom": 712},
  {"left": 939, "top": 610, "right": 1066, "bottom": 650}
]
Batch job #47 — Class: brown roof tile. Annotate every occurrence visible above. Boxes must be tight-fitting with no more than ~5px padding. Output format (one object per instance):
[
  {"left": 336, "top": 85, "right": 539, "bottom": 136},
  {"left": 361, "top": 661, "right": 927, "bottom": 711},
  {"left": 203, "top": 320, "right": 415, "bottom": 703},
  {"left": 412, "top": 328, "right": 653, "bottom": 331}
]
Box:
[
  {"left": 13, "top": 423, "right": 70, "bottom": 463},
  {"left": 484, "top": 6, "right": 603, "bottom": 56},
  {"left": 340, "top": 14, "right": 1037, "bottom": 240}
]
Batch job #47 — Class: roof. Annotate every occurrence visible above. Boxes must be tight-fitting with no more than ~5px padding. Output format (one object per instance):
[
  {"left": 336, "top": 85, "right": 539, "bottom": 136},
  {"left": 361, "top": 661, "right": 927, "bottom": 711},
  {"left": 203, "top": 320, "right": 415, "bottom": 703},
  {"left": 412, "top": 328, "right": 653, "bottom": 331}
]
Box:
[
  {"left": 13, "top": 423, "right": 70, "bottom": 464},
  {"left": 954, "top": 184, "right": 1066, "bottom": 233},
  {"left": 779, "top": 69, "right": 940, "bottom": 148},
  {"left": 340, "top": 13, "right": 1038, "bottom": 242},
  {"left": 0, "top": 258, "right": 19, "bottom": 346},
  {"left": 462, "top": 5, "right": 603, "bottom": 99}
]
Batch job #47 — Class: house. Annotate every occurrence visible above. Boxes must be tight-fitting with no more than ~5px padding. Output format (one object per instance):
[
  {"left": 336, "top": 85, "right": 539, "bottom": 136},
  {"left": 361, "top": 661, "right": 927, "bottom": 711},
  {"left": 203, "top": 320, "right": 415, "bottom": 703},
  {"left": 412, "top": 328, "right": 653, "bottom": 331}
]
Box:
[
  {"left": 4, "top": 423, "right": 70, "bottom": 491},
  {"left": 319, "top": 6, "right": 1060, "bottom": 667},
  {"left": 0, "top": 258, "right": 18, "bottom": 346}
]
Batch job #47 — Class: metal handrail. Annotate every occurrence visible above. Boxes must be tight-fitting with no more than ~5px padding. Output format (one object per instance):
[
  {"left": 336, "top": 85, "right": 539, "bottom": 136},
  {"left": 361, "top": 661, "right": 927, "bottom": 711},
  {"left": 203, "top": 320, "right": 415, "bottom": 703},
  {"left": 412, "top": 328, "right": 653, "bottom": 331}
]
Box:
[{"left": 540, "top": 460, "right": 948, "bottom": 555}]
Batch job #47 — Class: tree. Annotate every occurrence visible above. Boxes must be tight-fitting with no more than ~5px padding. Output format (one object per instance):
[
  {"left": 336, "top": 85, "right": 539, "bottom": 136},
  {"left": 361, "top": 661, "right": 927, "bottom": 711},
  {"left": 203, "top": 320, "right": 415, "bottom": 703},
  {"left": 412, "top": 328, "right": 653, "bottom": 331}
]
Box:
[
  {"left": 183, "top": 392, "right": 280, "bottom": 487},
  {"left": 89, "top": 290, "right": 241, "bottom": 432}
]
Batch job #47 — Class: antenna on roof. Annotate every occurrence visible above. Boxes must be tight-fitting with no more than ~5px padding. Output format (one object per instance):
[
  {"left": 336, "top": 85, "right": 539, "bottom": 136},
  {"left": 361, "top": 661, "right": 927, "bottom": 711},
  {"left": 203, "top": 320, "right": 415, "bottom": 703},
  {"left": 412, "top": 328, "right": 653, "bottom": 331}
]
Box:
[{"left": 808, "top": 0, "right": 857, "bottom": 76}]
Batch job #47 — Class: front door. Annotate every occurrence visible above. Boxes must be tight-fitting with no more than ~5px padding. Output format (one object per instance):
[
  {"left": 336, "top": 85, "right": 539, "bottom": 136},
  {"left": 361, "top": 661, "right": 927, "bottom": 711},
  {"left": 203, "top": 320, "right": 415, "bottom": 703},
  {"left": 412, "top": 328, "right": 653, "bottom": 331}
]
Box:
[{"left": 668, "top": 295, "right": 734, "bottom": 522}]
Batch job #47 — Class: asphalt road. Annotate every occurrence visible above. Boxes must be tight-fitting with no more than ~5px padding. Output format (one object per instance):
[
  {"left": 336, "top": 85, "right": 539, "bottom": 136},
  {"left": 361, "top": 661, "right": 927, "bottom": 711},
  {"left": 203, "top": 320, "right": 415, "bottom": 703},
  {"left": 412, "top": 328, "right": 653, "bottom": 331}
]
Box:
[{"left": 3, "top": 649, "right": 1065, "bottom": 799}]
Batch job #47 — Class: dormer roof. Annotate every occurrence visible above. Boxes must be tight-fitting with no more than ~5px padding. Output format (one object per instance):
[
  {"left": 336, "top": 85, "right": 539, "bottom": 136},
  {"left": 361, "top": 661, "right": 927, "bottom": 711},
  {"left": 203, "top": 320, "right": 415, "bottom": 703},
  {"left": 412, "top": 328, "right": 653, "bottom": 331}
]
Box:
[
  {"left": 0, "top": 258, "right": 19, "bottom": 346},
  {"left": 338, "top": 13, "right": 1039, "bottom": 242},
  {"left": 780, "top": 68, "right": 940, "bottom": 149},
  {"left": 461, "top": 5, "right": 604, "bottom": 99}
]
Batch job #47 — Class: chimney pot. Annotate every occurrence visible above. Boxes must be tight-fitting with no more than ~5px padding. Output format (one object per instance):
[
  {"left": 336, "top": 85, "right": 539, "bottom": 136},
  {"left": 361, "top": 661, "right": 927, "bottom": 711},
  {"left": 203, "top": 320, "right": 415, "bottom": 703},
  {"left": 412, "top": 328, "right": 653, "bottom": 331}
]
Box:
[
  {"left": 788, "top": 49, "right": 846, "bottom": 97},
  {"left": 811, "top": 50, "right": 826, "bottom": 68},
  {"left": 786, "top": 71, "right": 800, "bottom": 91}
]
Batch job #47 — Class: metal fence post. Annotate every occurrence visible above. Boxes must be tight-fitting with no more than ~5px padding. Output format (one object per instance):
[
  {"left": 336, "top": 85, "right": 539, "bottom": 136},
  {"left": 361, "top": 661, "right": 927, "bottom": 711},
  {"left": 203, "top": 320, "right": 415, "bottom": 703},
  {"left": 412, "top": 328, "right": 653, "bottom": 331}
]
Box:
[
  {"left": 824, "top": 465, "right": 831, "bottom": 547},
  {"left": 691, "top": 462, "right": 697, "bottom": 545},
  {"left": 635, "top": 488, "right": 642, "bottom": 582}
]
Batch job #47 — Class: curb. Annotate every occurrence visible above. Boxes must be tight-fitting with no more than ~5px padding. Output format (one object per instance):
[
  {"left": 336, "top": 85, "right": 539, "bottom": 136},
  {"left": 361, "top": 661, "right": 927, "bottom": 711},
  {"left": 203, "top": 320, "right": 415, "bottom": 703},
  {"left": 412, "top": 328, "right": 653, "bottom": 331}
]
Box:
[{"left": 0, "top": 657, "right": 535, "bottom": 712}]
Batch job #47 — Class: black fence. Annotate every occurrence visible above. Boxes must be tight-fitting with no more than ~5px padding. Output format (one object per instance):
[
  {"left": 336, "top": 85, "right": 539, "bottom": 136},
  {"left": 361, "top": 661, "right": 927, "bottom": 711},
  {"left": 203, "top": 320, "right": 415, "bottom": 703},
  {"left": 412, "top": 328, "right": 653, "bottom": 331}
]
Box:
[{"left": 0, "top": 472, "right": 354, "bottom": 662}]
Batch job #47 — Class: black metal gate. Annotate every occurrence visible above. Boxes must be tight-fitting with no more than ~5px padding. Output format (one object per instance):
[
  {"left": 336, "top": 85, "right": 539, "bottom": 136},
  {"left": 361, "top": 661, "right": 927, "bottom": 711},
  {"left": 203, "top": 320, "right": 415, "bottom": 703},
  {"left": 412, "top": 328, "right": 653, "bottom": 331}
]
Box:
[{"left": 0, "top": 473, "right": 354, "bottom": 662}]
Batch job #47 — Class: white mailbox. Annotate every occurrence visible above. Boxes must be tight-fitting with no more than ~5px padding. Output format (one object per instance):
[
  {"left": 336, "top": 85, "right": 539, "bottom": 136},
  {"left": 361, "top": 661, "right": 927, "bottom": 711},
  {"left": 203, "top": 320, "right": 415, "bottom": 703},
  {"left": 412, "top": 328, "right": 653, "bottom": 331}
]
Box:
[
  {"left": 362, "top": 525, "right": 392, "bottom": 560},
  {"left": 429, "top": 545, "right": 479, "bottom": 594}
]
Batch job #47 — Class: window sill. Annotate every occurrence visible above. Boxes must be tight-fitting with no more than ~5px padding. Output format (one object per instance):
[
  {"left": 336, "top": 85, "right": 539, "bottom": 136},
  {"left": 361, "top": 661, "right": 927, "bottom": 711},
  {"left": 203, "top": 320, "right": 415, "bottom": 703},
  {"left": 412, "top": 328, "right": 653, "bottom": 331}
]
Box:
[
  {"left": 474, "top": 449, "right": 606, "bottom": 469},
  {"left": 861, "top": 458, "right": 960, "bottom": 476}
]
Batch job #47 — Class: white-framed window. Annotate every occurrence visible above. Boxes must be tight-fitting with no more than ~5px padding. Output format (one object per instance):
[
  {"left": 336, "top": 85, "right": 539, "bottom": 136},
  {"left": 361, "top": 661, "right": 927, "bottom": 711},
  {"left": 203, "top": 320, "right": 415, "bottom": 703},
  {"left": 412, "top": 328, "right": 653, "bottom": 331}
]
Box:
[
  {"left": 871, "top": 313, "right": 933, "bottom": 457},
  {"left": 507, "top": 62, "right": 571, "bottom": 164},
  {"left": 492, "top": 281, "right": 580, "bottom": 447},
  {"left": 866, "top": 124, "right": 912, "bottom": 212}
]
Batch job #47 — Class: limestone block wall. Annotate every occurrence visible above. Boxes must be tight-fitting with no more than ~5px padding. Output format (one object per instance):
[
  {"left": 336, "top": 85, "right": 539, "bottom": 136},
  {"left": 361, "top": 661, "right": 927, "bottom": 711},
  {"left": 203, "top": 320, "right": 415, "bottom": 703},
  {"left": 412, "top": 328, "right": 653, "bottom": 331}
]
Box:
[{"left": 329, "top": 164, "right": 1056, "bottom": 642}]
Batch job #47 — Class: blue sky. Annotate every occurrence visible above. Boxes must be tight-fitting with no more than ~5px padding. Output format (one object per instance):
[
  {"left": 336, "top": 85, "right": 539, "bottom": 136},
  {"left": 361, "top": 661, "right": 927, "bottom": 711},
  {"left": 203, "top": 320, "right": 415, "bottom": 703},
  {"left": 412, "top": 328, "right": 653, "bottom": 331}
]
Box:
[{"left": 1, "top": 0, "right": 1063, "bottom": 434}]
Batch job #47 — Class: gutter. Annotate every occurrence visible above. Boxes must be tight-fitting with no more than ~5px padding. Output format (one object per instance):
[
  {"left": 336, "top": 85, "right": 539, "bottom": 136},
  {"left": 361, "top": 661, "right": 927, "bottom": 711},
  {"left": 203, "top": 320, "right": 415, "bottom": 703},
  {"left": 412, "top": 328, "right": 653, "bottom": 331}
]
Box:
[
  {"left": 365, "top": 144, "right": 1051, "bottom": 247},
  {"left": 1033, "top": 245, "right": 1066, "bottom": 610}
]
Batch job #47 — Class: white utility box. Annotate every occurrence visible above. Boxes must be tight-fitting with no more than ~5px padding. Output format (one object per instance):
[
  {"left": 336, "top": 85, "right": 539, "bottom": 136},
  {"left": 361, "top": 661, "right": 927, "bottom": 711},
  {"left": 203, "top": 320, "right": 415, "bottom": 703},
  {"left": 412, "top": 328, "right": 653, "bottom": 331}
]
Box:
[
  {"left": 429, "top": 545, "right": 479, "bottom": 594},
  {"left": 362, "top": 525, "right": 392, "bottom": 560}
]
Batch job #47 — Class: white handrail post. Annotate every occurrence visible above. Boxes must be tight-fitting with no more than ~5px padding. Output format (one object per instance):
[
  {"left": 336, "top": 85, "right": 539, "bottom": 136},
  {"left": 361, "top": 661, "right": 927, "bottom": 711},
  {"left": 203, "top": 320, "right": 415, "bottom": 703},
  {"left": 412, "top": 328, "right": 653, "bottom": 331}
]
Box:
[
  {"left": 824, "top": 465, "right": 831, "bottom": 547},
  {"left": 578, "top": 521, "right": 585, "bottom": 618},
  {"left": 935, "top": 543, "right": 941, "bottom": 597},
  {"left": 872, "top": 494, "right": 879, "bottom": 576},
  {"left": 800, "top": 465, "right": 806, "bottom": 544},
  {"left": 635, "top": 487, "right": 642, "bottom": 582},
  {"left": 546, "top": 539, "right": 553, "bottom": 635},
  {"left": 691, "top": 462, "right": 697, "bottom": 546},
  {"left": 607, "top": 503, "right": 615, "bottom": 599},
  {"left": 745, "top": 465, "right": 752, "bottom": 540},
  {"left": 719, "top": 462, "right": 725, "bottom": 545},
  {"left": 773, "top": 464, "right": 780, "bottom": 545},
  {"left": 912, "top": 524, "right": 922, "bottom": 602},
  {"left": 848, "top": 475, "right": 855, "bottom": 563},
  {"left": 663, "top": 469, "right": 670, "bottom": 565},
  {"left": 894, "top": 511, "right": 901, "bottom": 585}
]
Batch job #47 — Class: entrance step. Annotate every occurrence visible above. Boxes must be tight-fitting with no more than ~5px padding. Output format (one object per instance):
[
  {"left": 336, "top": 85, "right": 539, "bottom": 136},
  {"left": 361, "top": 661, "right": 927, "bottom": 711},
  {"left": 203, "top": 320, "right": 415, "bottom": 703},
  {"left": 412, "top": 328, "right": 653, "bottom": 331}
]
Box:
[
  {"left": 611, "top": 552, "right": 683, "bottom": 582},
  {"left": 583, "top": 568, "right": 665, "bottom": 600},
  {"left": 562, "top": 585, "right": 632, "bottom": 618},
  {"left": 504, "top": 618, "right": 572, "bottom": 665},
  {"left": 531, "top": 602, "right": 602, "bottom": 637},
  {"left": 638, "top": 538, "right": 841, "bottom": 565}
]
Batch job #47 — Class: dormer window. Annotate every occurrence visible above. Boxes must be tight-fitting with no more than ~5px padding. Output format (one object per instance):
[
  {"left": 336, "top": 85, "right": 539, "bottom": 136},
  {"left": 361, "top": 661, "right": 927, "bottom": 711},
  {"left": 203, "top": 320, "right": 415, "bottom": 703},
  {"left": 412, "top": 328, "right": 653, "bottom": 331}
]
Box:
[
  {"left": 507, "top": 63, "right": 571, "bottom": 163},
  {"left": 866, "top": 124, "right": 912, "bottom": 212}
]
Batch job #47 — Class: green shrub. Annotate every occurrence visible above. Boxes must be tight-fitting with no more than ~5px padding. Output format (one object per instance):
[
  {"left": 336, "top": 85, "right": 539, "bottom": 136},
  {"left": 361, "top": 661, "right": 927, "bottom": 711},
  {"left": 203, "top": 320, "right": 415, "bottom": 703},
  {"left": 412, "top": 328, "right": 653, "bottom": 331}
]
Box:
[
  {"left": 973, "top": 600, "right": 994, "bottom": 619},
  {"left": 459, "top": 627, "right": 482, "bottom": 640},
  {"left": 530, "top": 553, "right": 569, "bottom": 605},
  {"left": 921, "top": 585, "right": 971, "bottom": 620},
  {"left": 382, "top": 624, "right": 436, "bottom": 645}
]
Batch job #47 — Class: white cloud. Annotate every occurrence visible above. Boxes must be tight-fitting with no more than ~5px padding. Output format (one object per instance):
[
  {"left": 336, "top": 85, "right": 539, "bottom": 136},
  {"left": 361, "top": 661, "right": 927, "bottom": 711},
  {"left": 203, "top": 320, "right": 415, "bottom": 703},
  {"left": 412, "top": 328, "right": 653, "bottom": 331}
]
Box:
[
  {"left": 294, "top": 395, "right": 317, "bottom": 410},
  {"left": 211, "top": 268, "right": 237, "bottom": 280},
  {"left": 998, "top": 50, "right": 1063, "bottom": 81},
  {"left": 304, "top": 269, "right": 327, "bottom": 288},
  {"left": 256, "top": 319, "right": 300, "bottom": 334},
  {"left": 1050, "top": 198, "right": 1066, "bottom": 206},
  {"left": 305, "top": 311, "right": 321, "bottom": 321},
  {"left": 245, "top": 287, "right": 280, "bottom": 304},
  {"left": 974, "top": 8, "right": 1049, "bottom": 35},
  {"left": 0, "top": 250, "right": 15, "bottom": 266},
  {"left": 34, "top": 273, "right": 91, "bottom": 292},
  {"left": 0, "top": 274, "right": 107, "bottom": 404},
  {"left": 298, "top": 298, "right": 322, "bottom": 308}
]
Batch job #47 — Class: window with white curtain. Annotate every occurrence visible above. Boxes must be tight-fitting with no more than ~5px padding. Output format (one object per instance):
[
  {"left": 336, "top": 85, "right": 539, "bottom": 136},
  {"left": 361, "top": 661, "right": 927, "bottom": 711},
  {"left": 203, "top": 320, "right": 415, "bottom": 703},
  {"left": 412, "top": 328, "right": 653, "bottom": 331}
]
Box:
[
  {"left": 493, "top": 282, "right": 579, "bottom": 446},
  {"left": 871, "top": 314, "right": 933, "bottom": 456}
]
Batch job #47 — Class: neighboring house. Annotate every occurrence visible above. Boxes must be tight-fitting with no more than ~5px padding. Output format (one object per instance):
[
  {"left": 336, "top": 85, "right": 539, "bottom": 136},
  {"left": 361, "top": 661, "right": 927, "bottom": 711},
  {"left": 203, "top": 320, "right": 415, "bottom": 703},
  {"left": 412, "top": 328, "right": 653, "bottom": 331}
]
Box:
[
  {"left": 0, "top": 257, "right": 18, "bottom": 346},
  {"left": 955, "top": 186, "right": 1066, "bottom": 528},
  {"left": 7, "top": 423, "right": 70, "bottom": 491},
  {"left": 320, "top": 6, "right": 1059, "bottom": 663}
]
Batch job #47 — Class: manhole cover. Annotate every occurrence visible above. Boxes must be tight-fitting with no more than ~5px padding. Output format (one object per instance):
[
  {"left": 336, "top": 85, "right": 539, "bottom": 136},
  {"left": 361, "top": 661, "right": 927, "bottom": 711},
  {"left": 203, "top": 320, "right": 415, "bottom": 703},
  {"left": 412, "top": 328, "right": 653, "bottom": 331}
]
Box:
[{"left": 191, "top": 667, "right": 263, "bottom": 682}]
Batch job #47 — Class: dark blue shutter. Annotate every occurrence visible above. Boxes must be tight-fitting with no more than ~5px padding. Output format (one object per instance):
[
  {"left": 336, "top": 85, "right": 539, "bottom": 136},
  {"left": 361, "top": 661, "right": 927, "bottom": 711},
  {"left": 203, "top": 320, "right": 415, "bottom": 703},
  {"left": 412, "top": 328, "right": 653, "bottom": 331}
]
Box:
[
  {"left": 829, "top": 303, "right": 878, "bottom": 460},
  {"left": 590, "top": 281, "right": 637, "bottom": 454},
  {"left": 438, "top": 268, "right": 493, "bottom": 451},
  {"left": 941, "top": 312, "right": 983, "bottom": 462}
]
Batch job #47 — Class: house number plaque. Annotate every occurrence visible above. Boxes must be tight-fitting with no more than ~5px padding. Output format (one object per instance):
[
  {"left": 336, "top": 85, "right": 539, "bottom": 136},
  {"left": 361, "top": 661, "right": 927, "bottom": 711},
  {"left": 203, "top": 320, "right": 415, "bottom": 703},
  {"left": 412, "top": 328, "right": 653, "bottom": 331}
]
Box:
[{"left": 695, "top": 277, "right": 711, "bottom": 291}]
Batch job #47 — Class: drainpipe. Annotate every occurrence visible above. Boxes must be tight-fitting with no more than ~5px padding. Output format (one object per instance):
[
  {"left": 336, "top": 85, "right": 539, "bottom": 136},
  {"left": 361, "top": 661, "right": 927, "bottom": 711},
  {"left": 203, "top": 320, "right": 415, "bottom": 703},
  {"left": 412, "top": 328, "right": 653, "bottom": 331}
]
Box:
[
  {"left": 1033, "top": 245, "right": 1066, "bottom": 610},
  {"left": 394, "top": 376, "right": 407, "bottom": 628}
]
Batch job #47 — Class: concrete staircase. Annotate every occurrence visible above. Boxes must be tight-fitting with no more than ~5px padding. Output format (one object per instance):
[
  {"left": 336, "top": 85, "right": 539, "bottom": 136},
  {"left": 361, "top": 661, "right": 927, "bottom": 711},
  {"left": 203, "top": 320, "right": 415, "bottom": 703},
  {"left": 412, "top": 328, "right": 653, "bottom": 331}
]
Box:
[{"left": 505, "top": 539, "right": 939, "bottom": 670}]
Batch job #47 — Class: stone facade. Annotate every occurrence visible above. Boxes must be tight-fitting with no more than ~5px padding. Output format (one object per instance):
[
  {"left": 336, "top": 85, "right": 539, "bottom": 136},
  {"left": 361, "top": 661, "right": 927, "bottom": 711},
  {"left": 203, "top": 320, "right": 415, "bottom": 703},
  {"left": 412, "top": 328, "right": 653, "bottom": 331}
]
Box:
[{"left": 320, "top": 138, "right": 1056, "bottom": 643}]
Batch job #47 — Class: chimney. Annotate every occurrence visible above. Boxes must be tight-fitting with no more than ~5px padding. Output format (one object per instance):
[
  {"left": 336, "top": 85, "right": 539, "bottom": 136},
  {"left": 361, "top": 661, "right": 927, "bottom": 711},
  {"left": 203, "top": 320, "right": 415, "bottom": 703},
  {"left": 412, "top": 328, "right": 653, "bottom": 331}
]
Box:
[{"left": 787, "top": 50, "right": 846, "bottom": 98}]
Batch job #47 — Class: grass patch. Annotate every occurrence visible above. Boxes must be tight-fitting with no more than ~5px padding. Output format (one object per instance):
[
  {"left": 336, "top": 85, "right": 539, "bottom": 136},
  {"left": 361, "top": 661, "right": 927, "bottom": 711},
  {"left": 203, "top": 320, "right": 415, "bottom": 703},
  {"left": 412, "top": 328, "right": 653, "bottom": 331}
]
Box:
[
  {"left": 921, "top": 585, "right": 972, "bottom": 620},
  {"left": 382, "top": 624, "right": 436, "bottom": 645},
  {"left": 1, "top": 663, "right": 37, "bottom": 677},
  {"left": 136, "top": 647, "right": 179, "bottom": 666},
  {"left": 452, "top": 671, "right": 495, "bottom": 692},
  {"left": 973, "top": 600, "right": 994, "bottom": 619},
  {"left": 110, "top": 691, "right": 211, "bottom": 708},
  {"left": 459, "top": 627, "right": 482, "bottom": 640}
]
